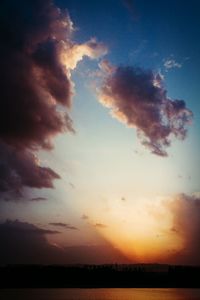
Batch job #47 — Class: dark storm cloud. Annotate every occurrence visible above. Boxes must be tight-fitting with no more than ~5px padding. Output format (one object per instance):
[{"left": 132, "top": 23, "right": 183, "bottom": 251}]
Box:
[
  {"left": 0, "top": 0, "right": 73, "bottom": 195},
  {"left": 166, "top": 193, "right": 200, "bottom": 265},
  {"left": 99, "top": 66, "right": 193, "bottom": 156},
  {"left": 0, "top": 220, "right": 128, "bottom": 265},
  {"left": 0, "top": 0, "right": 106, "bottom": 197},
  {"left": 49, "top": 222, "right": 78, "bottom": 230},
  {"left": 0, "top": 143, "right": 60, "bottom": 194},
  {"left": 0, "top": 220, "right": 63, "bottom": 265},
  {"left": 0, "top": 220, "right": 60, "bottom": 235},
  {"left": 0, "top": 0, "right": 74, "bottom": 149}
]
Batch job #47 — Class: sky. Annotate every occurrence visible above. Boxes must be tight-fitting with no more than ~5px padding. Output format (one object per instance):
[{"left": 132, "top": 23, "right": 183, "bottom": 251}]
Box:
[{"left": 0, "top": 0, "right": 200, "bottom": 265}]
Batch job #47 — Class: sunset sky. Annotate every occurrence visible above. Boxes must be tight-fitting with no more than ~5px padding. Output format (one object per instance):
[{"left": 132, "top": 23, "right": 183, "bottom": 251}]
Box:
[{"left": 0, "top": 0, "right": 200, "bottom": 265}]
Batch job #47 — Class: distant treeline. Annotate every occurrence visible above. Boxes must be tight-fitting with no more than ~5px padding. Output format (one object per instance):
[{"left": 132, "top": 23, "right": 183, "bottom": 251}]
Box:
[{"left": 0, "top": 264, "right": 200, "bottom": 288}]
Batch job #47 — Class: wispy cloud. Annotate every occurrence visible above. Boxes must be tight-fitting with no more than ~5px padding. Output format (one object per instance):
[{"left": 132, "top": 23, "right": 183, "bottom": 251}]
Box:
[
  {"left": 69, "top": 182, "right": 75, "bottom": 189},
  {"left": 49, "top": 222, "right": 78, "bottom": 230},
  {"left": 94, "top": 223, "right": 108, "bottom": 228},
  {"left": 81, "top": 214, "right": 89, "bottom": 220},
  {"left": 30, "top": 197, "right": 47, "bottom": 201},
  {"left": 164, "top": 58, "right": 182, "bottom": 70},
  {"left": 1, "top": 220, "right": 60, "bottom": 235}
]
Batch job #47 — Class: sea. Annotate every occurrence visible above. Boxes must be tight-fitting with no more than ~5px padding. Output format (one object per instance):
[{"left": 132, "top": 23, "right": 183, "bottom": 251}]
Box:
[{"left": 0, "top": 288, "right": 200, "bottom": 300}]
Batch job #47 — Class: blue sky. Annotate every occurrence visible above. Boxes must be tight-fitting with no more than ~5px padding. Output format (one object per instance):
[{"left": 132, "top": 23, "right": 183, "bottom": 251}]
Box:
[{"left": 0, "top": 0, "right": 200, "bottom": 264}]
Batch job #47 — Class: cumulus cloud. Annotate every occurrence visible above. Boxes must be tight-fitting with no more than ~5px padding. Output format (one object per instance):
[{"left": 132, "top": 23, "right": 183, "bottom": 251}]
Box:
[
  {"left": 0, "top": 0, "right": 106, "bottom": 197},
  {"left": 98, "top": 59, "right": 116, "bottom": 74},
  {"left": 0, "top": 144, "right": 60, "bottom": 194},
  {"left": 61, "top": 38, "right": 107, "bottom": 70},
  {"left": 98, "top": 65, "right": 193, "bottom": 156},
  {"left": 49, "top": 222, "right": 78, "bottom": 230},
  {"left": 166, "top": 193, "right": 200, "bottom": 265}
]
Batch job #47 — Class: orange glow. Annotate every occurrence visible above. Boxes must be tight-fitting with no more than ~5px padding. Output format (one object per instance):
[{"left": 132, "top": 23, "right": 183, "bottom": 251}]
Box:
[{"left": 88, "top": 196, "right": 184, "bottom": 263}]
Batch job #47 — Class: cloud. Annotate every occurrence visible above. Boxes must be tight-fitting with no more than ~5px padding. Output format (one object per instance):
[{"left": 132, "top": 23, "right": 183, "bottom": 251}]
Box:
[
  {"left": 164, "top": 59, "right": 182, "bottom": 70},
  {"left": 98, "top": 59, "right": 116, "bottom": 74},
  {"left": 61, "top": 38, "right": 107, "bottom": 70},
  {"left": 98, "top": 65, "right": 193, "bottom": 156},
  {"left": 81, "top": 214, "right": 89, "bottom": 220},
  {"left": 165, "top": 193, "right": 200, "bottom": 265},
  {"left": 81, "top": 217, "right": 108, "bottom": 229},
  {"left": 69, "top": 182, "right": 75, "bottom": 189},
  {"left": 30, "top": 197, "right": 47, "bottom": 201},
  {"left": 94, "top": 223, "right": 108, "bottom": 228},
  {"left": 1, "top": 220, "right": 60, "bottom": 235},
  {"left": 0, "top": 219, "right": 128, "bottom": 265},
  {"left": 0, "top": 0, "right": 106, "bottom": 197},
  {"left": 0, "top": 219, "right": 64, "bottom": 265},
  {"left": 0, "top": 144, "right": 60, "bottom": 194},
  {"left": 49, "top": 222, "right": 78, "bottom": 230}
]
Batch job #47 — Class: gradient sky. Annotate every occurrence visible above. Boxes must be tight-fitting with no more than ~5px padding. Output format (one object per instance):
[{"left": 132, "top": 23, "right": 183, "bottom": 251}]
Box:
[{"left": 0, "top": 0, "right": 200, "bottom": 265}]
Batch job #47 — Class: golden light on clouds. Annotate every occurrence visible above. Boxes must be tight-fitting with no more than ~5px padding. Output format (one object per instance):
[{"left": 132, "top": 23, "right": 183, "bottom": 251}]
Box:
[{"left": 60, "top": 38, "right": 107, "bottom": 71}]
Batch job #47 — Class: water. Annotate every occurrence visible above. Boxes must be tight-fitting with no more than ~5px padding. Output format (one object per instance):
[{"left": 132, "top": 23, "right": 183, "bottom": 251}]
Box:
[{"left": 1, "top": 289, "right": 200, "bottom": 300}]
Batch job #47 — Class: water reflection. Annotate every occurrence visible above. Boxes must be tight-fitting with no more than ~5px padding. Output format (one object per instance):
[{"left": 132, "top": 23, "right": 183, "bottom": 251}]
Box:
[{"left": 1, "top": 288, "right": 200, "bottom": 300}]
